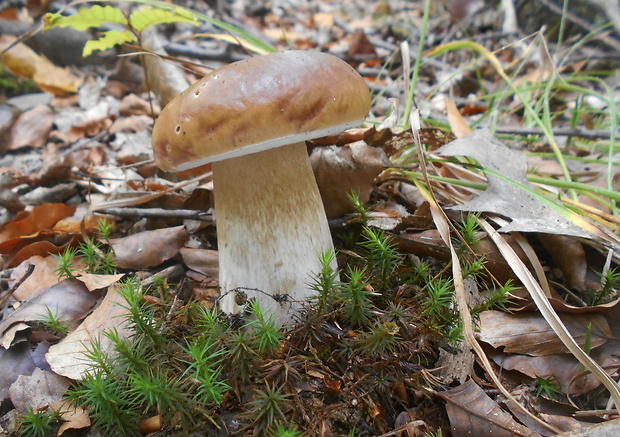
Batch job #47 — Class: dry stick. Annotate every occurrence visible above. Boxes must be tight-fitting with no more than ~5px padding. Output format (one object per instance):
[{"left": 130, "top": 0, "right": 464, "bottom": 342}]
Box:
[
  {"left": 89, "top": 172, "right": 212, "bottom": 212},
  {"left": 99, "top": 207, "right": 213, "bottom": 221},
  {"left": 410, "top": 111, "right": 562, "bottom": 435},
  {"left": 0, "top": 264, "right": 35, "bottom": 309}
]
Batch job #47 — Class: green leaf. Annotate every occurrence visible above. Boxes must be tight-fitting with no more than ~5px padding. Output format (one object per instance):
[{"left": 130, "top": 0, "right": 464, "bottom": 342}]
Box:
[
  {"left": 120, "top": 0, "right": 275, "bottom": 54},
  {"left": 129, "top": 7, "right": 199, "bottom": 31},
  {"left": 44, "top": 5, "right": 128, "bottom": 31},
  {"left": 83, "top": 30, "right": 136, "bottom": 57}
]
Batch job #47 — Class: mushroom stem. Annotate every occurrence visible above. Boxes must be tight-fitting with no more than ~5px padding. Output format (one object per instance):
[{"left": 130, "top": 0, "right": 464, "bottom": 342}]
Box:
[{"left": 213, "top": 142, "right": 337, "bottom": 324}]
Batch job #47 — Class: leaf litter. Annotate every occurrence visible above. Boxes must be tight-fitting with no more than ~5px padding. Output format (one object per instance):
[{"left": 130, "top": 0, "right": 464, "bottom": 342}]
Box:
[{"left": 1, "top": 0, "right": 620, "bottom": 435}]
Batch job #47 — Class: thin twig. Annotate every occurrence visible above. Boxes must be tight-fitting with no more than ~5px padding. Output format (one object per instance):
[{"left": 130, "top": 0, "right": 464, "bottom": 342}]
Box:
[
  {"left": 99, "top": 207, "right": 213, "bottom": 221},
  {"left": 0, "top": 264, "right": 35, "bottom": 308}
]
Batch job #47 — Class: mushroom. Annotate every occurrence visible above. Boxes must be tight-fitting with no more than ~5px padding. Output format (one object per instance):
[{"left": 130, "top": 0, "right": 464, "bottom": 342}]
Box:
[{"left": 151, "top": 50, "right": 371, "bottom": 324}]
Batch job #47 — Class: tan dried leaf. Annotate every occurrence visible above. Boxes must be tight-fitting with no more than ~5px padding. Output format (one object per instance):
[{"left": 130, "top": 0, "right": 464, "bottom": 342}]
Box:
[{"left": 45, "top": 287, "right": 131, "bottom": 380}]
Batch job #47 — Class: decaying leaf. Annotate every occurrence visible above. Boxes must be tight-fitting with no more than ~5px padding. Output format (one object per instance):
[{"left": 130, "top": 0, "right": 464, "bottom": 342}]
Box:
[
  {"left": 0, "top": 343, "right": 36, "bottom": 403},
  {"left": 112, "top": 225, "right": 188, "bottom": 270},
  {"left": 538, "top": 234, "right": 587, "bottom": 291},
  {"left": 11, "top": 256, "right": 62, "bottom": 301},
  {"left": 311, "top": 141, "right": 387, "bottom": 218},
  {"left": 0, "top": 203, "right": 76, "bottom": 243},
  {"left": 0, "top": 279, "right": 100, "bottom": 338},
  {"left": 75, "top": 272, "right": 125, "bottom": 292},
  {"left": 445, "top": 97, "right": 472, "bottom": 139},
  {"left": 7, "top": 104, "right": 55, "bottom": 150},
  {"left": 55, "top": 403, "right": 91, "bottom": 434},
  {"left": 478, "top": 310, "right": 610, "bottom": 356},
  {"left": 45, "top": 287, "right": 131, "bottom": 380},
  {"left": 490, "top": 346, "right": 620, "bottom": 396},
  {"left": 8, "top": 367, "right": 70, "bottom": 413},
  {"left": 555, "top": 418, "right": 620, "bottom": 436},
  {"left": 180, "top": 248, "right": 218, "bottom": 278},
  {"left": 437, "top": 379, "right": 537, "bottom": 437}
]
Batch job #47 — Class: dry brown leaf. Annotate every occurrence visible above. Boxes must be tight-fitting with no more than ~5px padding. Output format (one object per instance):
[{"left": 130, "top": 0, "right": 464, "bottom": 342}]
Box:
[
  {"left": 110, "top": 114, "right": 153, "bottom": 134},
  {"left": 0, "top": 35, "right": 82, "bottom": 95},
  {"left": 180, "top": 248, "right": 218, "bottom": 278},
  {"left": 1, "top": 323, "right": 30, "bottom": 349},
  {"left": 7, "top": 105, "right": 55, "bottom": 150},
  {"left": 437, "top": 379, "right": 537, "bottom": 437},
  {"left": 54, "top": 403, "right": 91, "bottom": 434},
  {"left": 112, "top": 225, "right": 188, "bottom": 270},
  {"left": 445, "top": 97, "right": 472, "bottom": 138},
  {"left": 538, "top": 234, "right": 587, "bottom": 291},
  {"left": 393, "top": 408, "right": 428, "bottom": 437},
  {"left": 311, "top": 141, "right": 387, "bottom": 218},
  {"left": 555, "top": 418, "right": 620, "bottom": 436},
  {"left": 0, "top": 279, "right": 100, "bottom": 338},
  {"left": 5, "top": 237, "right": 82, "bottom": 268},
  {"left": 118, "top": 93, "right": 155, "bottom": 117},
  {"left": 491, "top": 348, "right": 620, "bottom": 396},
  {"left": 8, "top": 367, "right": 70, "bottom": 413},
  {"left": 479, "top": 218, "right": 620, "bottom": 408},
  {"left": 395, "top": 229, "right": 528, "bottom": 285},
  {"left": 478, "top": 310, "right": 610, "bottom": 356},
  {"left": 490, "top": 303, "right": 620, "bottom": 396},
  {"left": 0, "top": 343, "right": 36, "bottom": 403},
  {"left": 46, "top": 287, "right": 132, "bottom": 380},
  {"left": 0, "top": 203, "right": 77, "bottom": 243},
  {"left": 11, "top": 256, "right": 62, "bottom": 301},
  {"left": 75, "top": 273, "right": 125, "bottom": 292},
  {"left": 53, "top": 215, "right": 117, "bottom": 235}
]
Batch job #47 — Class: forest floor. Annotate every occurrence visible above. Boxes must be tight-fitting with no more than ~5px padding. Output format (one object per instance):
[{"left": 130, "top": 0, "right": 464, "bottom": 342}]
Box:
[{"left": 1, "top": 0, "right": 620, "bottom": 436}]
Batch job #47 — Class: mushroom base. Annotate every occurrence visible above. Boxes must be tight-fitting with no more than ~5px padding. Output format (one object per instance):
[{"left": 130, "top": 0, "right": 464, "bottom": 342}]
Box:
[{"left": 213, "top": 142, "right": 337, "bottom": 325}]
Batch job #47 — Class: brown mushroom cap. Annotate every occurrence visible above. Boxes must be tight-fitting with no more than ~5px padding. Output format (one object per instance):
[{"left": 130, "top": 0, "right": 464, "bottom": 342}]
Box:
[{"left": 152, "top": 50, "right": 371, "bottom": 172}]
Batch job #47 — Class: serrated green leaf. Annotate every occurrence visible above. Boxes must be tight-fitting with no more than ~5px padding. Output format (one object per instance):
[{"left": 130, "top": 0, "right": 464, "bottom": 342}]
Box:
[
  {"left": 129, "top": 7, "right": 199, "bottom": 32},
  {"left": 83, "top": 30, "right": 135, "bottom": 57},
  {"left": 120, "top": 0, "right": 275, "bottom": 54},
  {"left": 44, "top": 5, "right": 129, "bottom": 31}
]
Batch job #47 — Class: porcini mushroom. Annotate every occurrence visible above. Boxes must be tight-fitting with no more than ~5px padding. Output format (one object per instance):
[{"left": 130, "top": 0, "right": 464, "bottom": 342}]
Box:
[{"left": 152, "top": 50, "right": 371, "bottom": 324}]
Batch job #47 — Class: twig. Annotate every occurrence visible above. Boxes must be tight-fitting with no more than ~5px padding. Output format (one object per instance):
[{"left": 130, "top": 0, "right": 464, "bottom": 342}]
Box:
[
  {"left": 495, "top": 125, "right": 618, "bottom": 140},
  {"left": 99, "top": 207, "right": 213, "bottom": 221},
  {"left": 0, "top": 264, "right": 35, "bottom": 308}
]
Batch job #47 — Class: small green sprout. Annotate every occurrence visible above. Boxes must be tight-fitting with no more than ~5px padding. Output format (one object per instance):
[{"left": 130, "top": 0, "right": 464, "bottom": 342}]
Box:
[
  {"left": 41, "top": 307, "right": 70, "bottom": 337},
  {"left": 18, "top": 408, "right": 56, "bottom": 437},
  {"left": 534, "top": 375, "right": 563, "bottom": 399},
  {"left": 52, "top": 246, "right": 79, "bottom": 279}
]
